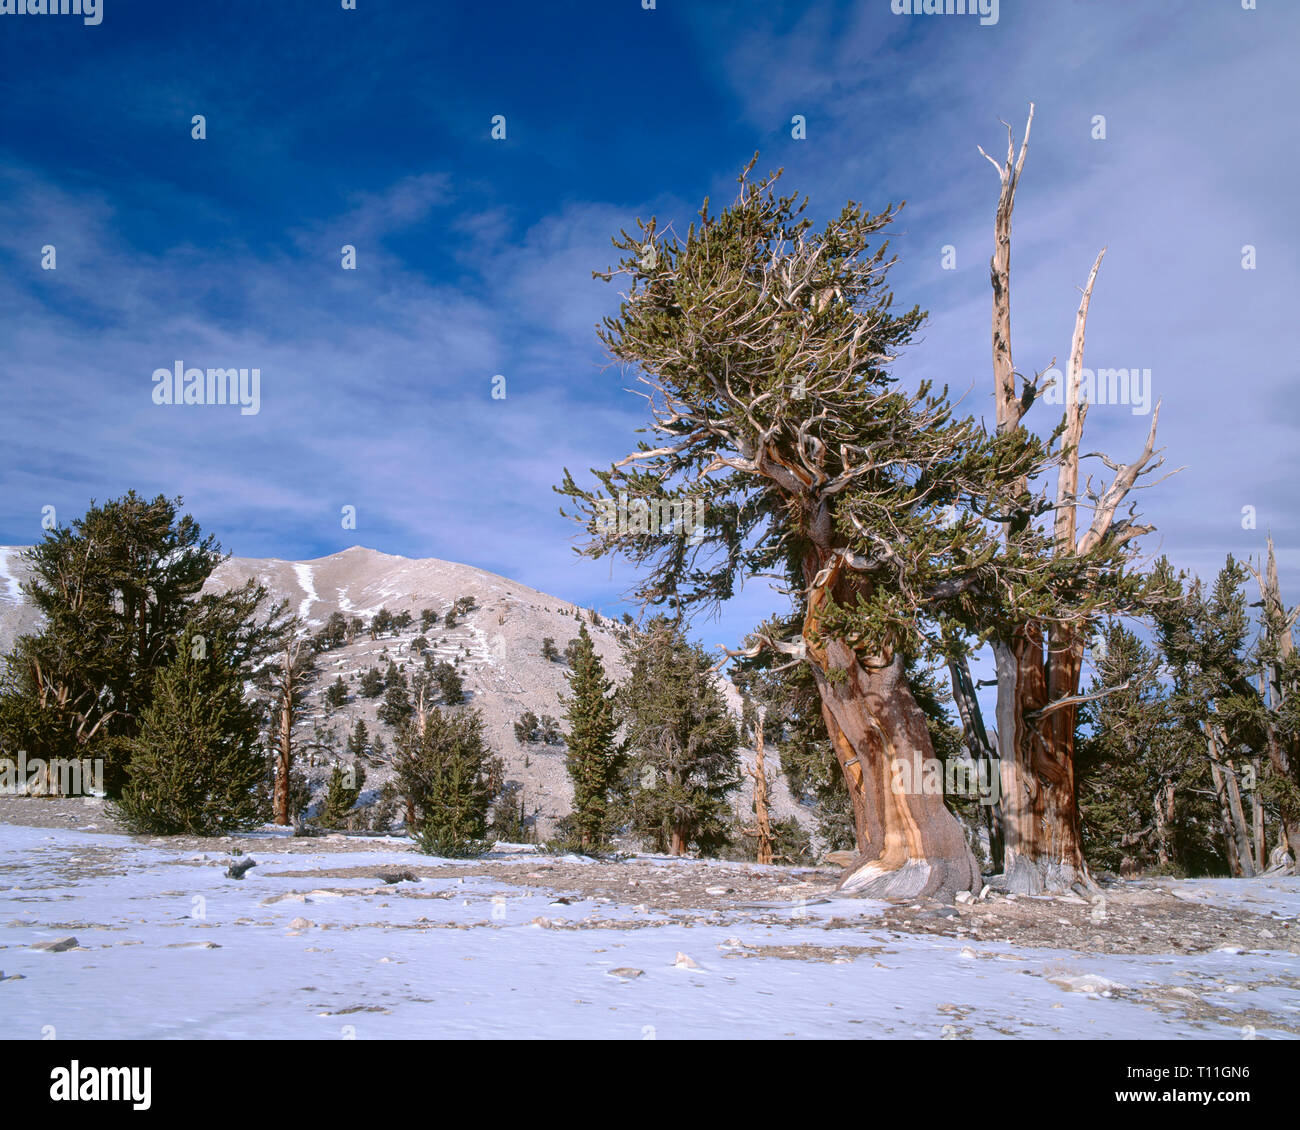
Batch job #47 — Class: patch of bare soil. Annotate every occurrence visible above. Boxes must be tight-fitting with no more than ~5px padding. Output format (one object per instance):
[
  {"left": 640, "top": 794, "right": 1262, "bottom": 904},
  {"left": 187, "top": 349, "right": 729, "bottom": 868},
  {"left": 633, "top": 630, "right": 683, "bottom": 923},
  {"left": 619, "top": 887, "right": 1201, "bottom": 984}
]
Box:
[{"left": 856, "top": 884, "right": 1299, "bottom": 956}]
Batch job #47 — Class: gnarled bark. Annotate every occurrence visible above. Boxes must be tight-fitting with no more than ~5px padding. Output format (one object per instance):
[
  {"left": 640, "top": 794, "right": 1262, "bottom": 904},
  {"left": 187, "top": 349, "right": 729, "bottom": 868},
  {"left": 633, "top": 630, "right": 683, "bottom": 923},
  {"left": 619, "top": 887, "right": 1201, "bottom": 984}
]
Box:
[
  {"left": 992, "top": 629, "right": 1088, "bottom": 893},
  {"left": 804, "top": 555, "right": 978, "bottom": 900}
]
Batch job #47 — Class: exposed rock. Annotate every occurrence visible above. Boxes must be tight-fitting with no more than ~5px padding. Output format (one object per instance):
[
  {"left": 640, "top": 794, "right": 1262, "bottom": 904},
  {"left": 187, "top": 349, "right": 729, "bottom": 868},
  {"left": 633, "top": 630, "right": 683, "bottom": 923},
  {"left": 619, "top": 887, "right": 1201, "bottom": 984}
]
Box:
[{"left": 30, "top": 936, "right": 79, "bottom": 952}]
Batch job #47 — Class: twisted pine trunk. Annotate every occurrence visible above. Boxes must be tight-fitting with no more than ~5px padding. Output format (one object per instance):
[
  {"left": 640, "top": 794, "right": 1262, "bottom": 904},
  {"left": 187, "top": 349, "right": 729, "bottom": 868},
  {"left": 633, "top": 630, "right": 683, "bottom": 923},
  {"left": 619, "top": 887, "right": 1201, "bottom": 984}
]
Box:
[
  {"left": 804, "top": 558, "right": 978, "bottom": 900},
  {"left": 991, "top": 627, "right": 1089, "bottom": 893}
]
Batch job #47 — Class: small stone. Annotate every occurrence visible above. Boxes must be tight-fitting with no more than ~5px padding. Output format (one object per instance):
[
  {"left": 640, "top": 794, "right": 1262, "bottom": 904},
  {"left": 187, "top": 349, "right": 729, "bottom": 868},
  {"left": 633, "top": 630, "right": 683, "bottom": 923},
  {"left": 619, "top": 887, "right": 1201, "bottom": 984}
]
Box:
[
  {"left": 674, "top": 952, "right": 700, "bottom": 969},
  {"left": 1048, "top": 973, "right": 1127, "bottom": 994},
  {"left": 288, "top": 917, "right": 313, "bottom": 930},
  {"left": 608, "top": 967, "right": 644, "bottom": 979},
  {"left": 31, "top": 936, "right": 78, "bottom": 952},
  {"left": 225, "top": 858, "right": 257, "bottom": 880}
]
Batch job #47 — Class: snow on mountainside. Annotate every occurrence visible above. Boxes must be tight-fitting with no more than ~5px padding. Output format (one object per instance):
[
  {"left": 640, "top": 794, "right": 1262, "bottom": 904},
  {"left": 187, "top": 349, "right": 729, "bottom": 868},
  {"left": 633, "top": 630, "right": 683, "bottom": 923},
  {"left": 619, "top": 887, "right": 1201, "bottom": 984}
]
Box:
[{"left": 0, "top": 545, "right": 807, "bottom": 843}]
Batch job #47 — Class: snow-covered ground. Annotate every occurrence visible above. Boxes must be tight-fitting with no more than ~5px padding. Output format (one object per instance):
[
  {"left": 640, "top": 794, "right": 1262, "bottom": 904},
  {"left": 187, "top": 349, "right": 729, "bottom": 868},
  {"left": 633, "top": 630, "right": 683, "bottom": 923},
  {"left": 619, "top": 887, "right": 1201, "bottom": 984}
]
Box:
[{"left": 2, "top": 823, "right": 1297, "bottom": 1039}]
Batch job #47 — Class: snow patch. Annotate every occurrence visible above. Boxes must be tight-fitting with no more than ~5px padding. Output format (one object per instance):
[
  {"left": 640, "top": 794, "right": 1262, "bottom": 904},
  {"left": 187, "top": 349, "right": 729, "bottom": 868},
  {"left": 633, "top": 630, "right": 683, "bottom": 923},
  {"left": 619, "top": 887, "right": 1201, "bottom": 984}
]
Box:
[
  {"left": 0, "top": 547, "right": 21, "bottom": 605},
  {"left": 291, "top": 563, "right": 319, "bottom": 623}
]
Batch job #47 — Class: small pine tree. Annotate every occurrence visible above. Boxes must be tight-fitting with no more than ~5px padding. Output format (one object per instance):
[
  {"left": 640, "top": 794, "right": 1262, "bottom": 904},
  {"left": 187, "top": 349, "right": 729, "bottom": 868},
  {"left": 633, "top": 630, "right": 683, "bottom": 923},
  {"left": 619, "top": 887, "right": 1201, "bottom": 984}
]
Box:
[
  {"left": 435, "top": 661, "right": 464, "bottom": 705},
  {"left": 420, "top": 608, "right": 438, "bottom": 632},
  {"left": 314, "top": 612, "right": 349, "bottom": 651},
  {"left": 563, "top": 624, "right": 621, "bottom": 849},
  {"left": 514, "top": 709, "right": 541, "bottom": 744},
  {"left": 541, "top": 637, "right": 560, "bottom": 662},
  {"left": 347, "top": 718, "right": 370, "bottom": 759},
  {"left": 359, "top": 667, "right": 385, "bottom": 698},
  {"left": 396, "top": 706, "right": 493, "bottom": 857},
  {"left": 617, "top": 617, "right": 740, "bottom": 856},
  {"left": 379, "top": 676, "right": 413, "bottom": 728},
  {"left": 319, "top": 760, "right": 367, "bottom": 828},
  {"left": 324, "top": 676, "right": 348, "bottom": 709},
  {"left": 115, "top": 634, "right": 266, "bottom": 835}
]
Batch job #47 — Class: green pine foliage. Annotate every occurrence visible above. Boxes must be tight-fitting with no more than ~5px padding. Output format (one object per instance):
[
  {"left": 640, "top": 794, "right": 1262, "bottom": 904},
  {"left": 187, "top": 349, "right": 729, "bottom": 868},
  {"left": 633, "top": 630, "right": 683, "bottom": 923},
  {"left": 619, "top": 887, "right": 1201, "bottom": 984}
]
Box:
[
  {"left": 324, "top": 676, "right": 348, "bottom": 709},
  {"left": 395, "top": 706, "right": 493, "bottom": 857},
  {"left": 562, "top": 624, "right": 622, "bottom": 848},
  {"left": 434, "top": 661, "right": 464, "bottom": 705},
  {"left": 0, "top": 491, "right": 288, "bottom": 797},
  {"left": 359, "top": 667, "right": 385, "bottom": 698},
  {"left": 617, "top": 618, "right": 740, "bottom": 855},
  {"left": 318, "top": 760, "right": 367, "bottom": 828},
  {"left": 378, "top": 675, "right": 413, "bottom": 728},
  {"left": 114, "top": 632, "right": 267, "bottom": 835},
  {"left": 346, "top": 719, "right": 370, "bottom": 759},
  {"left": 1077, "top": 621, "right": 1221, "bottom": 876},
  {"left": 313, "top": 612, "right": 350, "bottom": 651}
]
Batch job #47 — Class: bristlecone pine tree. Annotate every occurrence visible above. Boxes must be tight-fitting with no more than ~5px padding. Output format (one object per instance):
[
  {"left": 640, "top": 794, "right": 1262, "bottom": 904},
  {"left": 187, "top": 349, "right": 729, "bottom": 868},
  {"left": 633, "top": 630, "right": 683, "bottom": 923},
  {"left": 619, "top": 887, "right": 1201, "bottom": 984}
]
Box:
[
  {"left": 115, "top": 632, "right": 266, "bottom": 835},
  {"left": 616, "top": 618, "right": 740, "bottom": 856},
  {"left": 956, "top": 104, "right": 1177, "bottom": 893},
  {"left": 395, "top": 706, "right": 493, "bottom": 857},
  {"left": 562, "top": 623, "right": 621, "bottom": 848},
  {"left": 559, "top": 161, "right": 1076, "bottom": 897},
  {"left": 257, "top": 626, "right": 317, "bottom": 826}
]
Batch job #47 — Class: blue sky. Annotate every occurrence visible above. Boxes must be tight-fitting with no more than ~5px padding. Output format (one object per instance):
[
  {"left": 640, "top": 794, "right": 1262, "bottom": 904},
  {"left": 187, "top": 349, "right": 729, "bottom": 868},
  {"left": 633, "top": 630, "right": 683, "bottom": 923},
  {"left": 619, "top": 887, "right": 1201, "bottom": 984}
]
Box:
[{"left": 1, "top": 0, "right": 1296, "bottom": 658}]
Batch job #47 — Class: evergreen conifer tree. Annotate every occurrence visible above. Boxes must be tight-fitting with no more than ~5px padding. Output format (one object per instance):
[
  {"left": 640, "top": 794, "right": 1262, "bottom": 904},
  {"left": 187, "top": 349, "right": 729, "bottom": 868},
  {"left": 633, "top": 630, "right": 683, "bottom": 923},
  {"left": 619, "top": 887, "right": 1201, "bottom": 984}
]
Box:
[
  {"left": 395, "top": 706, "right": 493, "bottom": 856},
  {"left": 617, "top": 618, "right": 740, "bottom": 855},
  {"left": 562, "top": 624, "right": 621, "bottom": 848},
  {"left": 115, "top": 632, "right": 266, "bottom": 835}
]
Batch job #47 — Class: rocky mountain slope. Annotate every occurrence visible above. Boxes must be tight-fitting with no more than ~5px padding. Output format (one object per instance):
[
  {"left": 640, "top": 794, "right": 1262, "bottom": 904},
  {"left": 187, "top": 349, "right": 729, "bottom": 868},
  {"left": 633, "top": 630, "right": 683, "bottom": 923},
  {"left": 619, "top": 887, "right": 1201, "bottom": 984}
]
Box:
[{"left": 0, "top": 545, "right": 808, "bottom": 846}]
